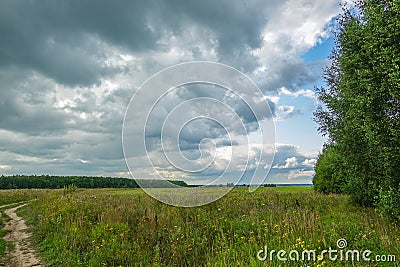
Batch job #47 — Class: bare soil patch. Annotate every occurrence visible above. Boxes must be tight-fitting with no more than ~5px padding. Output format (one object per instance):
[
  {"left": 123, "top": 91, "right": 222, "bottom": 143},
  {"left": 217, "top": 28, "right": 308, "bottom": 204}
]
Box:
[{"left": 2, "top": 203, "right": 41, "bottom": 267}]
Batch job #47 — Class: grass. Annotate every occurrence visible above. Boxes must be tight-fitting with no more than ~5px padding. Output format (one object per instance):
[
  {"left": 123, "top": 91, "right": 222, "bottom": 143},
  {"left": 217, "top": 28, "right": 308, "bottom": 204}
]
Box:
[
  {"left": 267, "top": 186, "right": 313, "bottom": 193},
  {"left": 0, "top": 202, "right": 15, "bottom": 262},
  {"left": 0, "top": 229, "right": 11, "bottom": 260},
  {"left": 109, "top": 186, "right": 313, "bottom": 195},
  {"left": 0, "top": 189, "right": 39, "bottom": 206},
  {"left": 11, "top": 187, "right": 397, "bottom": 266}
]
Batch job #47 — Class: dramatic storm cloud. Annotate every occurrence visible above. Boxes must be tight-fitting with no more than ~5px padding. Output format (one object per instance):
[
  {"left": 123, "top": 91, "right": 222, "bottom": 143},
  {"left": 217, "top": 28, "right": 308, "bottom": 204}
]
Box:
[{"left": 0, "top": 0, "right": 340, "bottom": 183}]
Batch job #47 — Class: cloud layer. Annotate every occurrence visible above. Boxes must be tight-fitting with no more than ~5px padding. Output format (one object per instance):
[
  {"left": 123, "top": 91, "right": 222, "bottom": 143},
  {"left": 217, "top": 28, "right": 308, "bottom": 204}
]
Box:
[{"left": 0, "top": 0, "right": 340, "bottom": 183}]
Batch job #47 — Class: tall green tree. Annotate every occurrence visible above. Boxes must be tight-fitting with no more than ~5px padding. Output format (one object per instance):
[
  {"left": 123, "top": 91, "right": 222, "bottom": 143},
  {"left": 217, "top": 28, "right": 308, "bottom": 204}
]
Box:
[{"left": 314, "top": 0, "right": 400, "bottom": 220}]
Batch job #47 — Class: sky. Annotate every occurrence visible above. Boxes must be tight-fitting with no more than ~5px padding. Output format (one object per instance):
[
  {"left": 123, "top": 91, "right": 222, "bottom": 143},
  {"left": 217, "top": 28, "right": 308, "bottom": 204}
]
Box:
[{"left": 0, "top": 0, "right": 344, "bottom": 185}]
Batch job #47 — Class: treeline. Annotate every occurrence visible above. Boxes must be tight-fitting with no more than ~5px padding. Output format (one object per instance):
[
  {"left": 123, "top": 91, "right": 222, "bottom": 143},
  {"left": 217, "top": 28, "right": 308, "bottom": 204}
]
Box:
[
  {"left": 313, "top": 0, "right": 400, "bottom": 222},
  {"left": 0, "top": 175, "right": 188, "bottom": 189}
]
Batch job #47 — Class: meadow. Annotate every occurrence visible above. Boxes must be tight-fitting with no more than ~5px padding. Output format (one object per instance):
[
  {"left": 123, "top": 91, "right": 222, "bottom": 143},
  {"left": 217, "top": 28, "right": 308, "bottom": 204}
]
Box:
[{"left": 1, "top": 187, "right": 399, "bottom": 266}]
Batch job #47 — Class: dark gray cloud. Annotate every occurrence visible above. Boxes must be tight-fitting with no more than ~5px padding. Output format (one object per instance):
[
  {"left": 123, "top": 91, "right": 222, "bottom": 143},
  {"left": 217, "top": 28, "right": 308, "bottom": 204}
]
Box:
[
  {"left": 0, "top": 130, "right": 69, "bottom": 158},
  {"left": 0, "top": 0, "right": 272, "bottom": 86},
  {"left": 161, "top": 0, "right": 273, "bottom": 71},
  {"left": 0, "top": 68, "right": 71, "bottom": 135},
  {"left": 0, "top": 98, "right": 67, "bottom": 135},
  {"left": 0, "top": 0, "right": 162, "bottom": 86}
]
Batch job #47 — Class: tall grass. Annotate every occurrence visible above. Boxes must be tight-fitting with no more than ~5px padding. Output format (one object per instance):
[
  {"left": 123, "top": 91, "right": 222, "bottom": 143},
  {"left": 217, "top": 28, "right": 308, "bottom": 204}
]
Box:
[
  {"left": 0, "top": 189, "right": 46, "bottom": 206},
  {"left": 17, "top": 188, "right": 400, "bottom": 266}
]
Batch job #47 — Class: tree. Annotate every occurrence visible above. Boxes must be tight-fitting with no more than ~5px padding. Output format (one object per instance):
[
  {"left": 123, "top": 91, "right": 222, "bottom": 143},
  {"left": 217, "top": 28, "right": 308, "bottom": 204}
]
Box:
[{"left": 314, "top": 0, "right": 400, "bottom": 220}]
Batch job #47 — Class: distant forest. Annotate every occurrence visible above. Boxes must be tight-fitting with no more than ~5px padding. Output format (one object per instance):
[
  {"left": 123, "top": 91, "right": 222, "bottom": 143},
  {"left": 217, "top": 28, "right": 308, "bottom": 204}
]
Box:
[{"left": 0, "top": 175, "right": 189, "bottom": 189}]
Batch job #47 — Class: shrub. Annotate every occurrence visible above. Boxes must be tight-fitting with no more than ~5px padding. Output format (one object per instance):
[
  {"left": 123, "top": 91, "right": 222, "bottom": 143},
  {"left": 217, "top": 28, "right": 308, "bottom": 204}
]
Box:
[
  {"left": 375, "top": 185, "right": 400, "bottom": 223},
  {"left": 313, "top": 144, "right": 346, "bottom": 194}
]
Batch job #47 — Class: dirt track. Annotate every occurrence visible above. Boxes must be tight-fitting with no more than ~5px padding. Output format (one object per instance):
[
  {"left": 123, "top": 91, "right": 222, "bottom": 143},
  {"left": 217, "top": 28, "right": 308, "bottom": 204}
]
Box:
[{"left": 2, "top": 203, "right": 42, "bottom": 267}]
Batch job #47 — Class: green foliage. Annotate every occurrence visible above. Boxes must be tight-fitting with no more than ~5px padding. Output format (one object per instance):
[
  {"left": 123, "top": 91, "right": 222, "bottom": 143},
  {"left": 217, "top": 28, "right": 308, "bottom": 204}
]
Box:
[
  {"left": 0, "top": 175, "right": 189, "bottom": 190},
  {"left": 375, "top": 185, "right": 400, "bottom": 223},
  {"left": 0, "top": 175, "right": 139, "bottom": 189},
  {"left": 313, "top": 145, "right": 346, "bottom": 194},
  {"left": 263, "top": 184, "right": 277, "bottom": 187},
  {"left": 136, "top": 179, "right": 189, "bottom": 188},
  {"left": 314, "top": 0, "right": 400, "bottom": 218}
]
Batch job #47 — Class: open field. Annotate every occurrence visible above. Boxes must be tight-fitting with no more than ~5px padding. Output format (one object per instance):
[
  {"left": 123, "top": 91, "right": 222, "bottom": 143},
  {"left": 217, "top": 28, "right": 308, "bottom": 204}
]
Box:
[
  {"left": 0, "top": 187, "right": 398, "bottom": 266},
  {"left": 109, "top": 186, "right": 313, "bottom": 195}
]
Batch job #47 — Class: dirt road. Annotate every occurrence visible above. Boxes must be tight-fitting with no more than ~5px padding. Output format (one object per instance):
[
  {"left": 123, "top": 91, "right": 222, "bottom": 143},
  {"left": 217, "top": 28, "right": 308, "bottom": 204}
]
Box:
[{"left": 1, "top": 203, "right": 42, "bottom": 267}]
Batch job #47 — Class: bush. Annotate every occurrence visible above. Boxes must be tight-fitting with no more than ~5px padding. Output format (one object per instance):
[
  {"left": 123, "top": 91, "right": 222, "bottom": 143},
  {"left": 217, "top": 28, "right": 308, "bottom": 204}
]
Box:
[
  {"left": 375, "top": 185, "right": 400, "bottom": 223},
  {"left": 313, "top": 144, "right": 346, "bottom": 194}
]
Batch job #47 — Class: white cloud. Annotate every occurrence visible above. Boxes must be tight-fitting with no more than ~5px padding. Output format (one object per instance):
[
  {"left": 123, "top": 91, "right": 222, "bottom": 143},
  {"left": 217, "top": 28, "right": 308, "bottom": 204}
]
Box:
[
  {"left": 250, "top": 0, "right": 340, "bottom": 90},
  {"left": 274, "top": 105, "right": 299, "bottom": 122},
  {"left": 264, "top": 95, "right": 280, "bottom": 105},
  {"left": 302, "top": 158, "right": 317, "bottom": 167},
  {"left": 288, "top": 169, "right": 315, "bottom": 180},
  {"left": 278, "top": 105, "right": 295, "bottom": 114},
  {"left": 279, "top": 87, "right": 316, "bottom": 99},
  {"left": 285, "top": 157, "right": 298, "bottom": 168},
  {"left": 272, "top": 156, "right": 299, "bottom": 169},
  {"left": 0, "top": 165, "right": 11, "bottom": 171}
]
